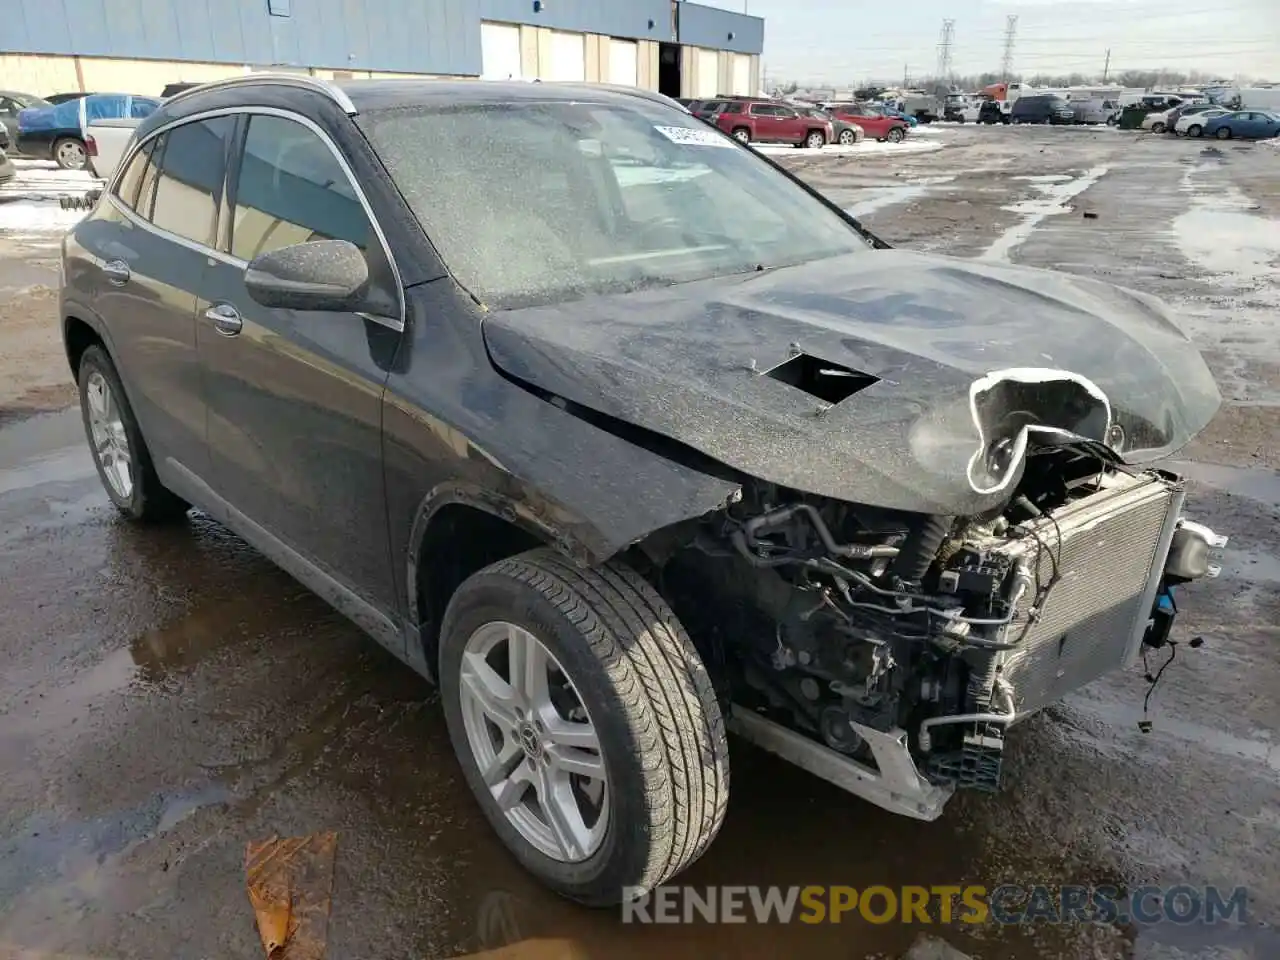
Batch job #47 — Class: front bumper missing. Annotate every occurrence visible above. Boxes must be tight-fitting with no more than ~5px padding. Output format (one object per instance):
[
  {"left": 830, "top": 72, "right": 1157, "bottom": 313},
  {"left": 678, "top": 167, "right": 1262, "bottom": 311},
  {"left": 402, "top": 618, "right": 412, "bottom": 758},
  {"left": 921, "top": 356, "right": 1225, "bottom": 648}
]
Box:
[{"left": 728, "top": 706, "right": 953, "bottom": 821}]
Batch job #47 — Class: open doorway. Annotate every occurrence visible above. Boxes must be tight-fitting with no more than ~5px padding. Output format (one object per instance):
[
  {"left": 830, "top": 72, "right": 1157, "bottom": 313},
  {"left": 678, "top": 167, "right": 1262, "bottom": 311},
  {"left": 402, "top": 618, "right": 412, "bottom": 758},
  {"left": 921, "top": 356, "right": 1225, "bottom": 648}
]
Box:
[{"left": 658, "top": 42, "right": 683, "bottom": 98}]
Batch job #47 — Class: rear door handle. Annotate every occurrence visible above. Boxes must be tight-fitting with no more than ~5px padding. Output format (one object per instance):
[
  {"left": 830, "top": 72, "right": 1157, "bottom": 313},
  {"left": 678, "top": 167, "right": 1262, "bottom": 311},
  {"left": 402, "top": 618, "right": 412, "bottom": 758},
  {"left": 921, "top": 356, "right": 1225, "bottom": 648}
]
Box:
[
  {"left": 204, "top": 302, "right": 243, "bottom": 337},
  {"left": 102, "top": 259, "right": 130, "bottom": 285}
]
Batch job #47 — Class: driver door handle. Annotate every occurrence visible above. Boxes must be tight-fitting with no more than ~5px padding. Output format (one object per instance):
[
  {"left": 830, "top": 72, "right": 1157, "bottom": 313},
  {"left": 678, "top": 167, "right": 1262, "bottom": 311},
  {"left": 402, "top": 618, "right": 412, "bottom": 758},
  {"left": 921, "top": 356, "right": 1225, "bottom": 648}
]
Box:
[{"left": 204, "top": 302, "right": 243, "bottom": 337}]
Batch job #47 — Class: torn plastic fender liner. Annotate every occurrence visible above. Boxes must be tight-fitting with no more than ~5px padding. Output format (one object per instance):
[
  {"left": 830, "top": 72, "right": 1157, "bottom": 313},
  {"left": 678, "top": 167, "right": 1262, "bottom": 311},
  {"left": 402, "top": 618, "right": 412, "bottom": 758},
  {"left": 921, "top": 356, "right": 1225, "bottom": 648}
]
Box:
[{"left": 966, "top": 367, "right": 1113, "bottom": 495}]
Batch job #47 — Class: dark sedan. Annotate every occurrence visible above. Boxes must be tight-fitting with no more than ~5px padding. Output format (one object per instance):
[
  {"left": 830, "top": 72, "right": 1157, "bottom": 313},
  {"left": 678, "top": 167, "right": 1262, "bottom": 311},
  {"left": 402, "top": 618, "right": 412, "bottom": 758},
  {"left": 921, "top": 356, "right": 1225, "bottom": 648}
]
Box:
[{"left": 60, "top": 75, "right": 1226, "bottom": 911}]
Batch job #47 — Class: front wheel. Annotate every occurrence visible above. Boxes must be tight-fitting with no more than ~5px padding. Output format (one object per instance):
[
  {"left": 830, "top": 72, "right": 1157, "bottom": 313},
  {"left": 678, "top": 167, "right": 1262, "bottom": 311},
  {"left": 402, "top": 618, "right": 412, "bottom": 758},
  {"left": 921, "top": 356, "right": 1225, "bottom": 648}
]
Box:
[
  {"left": 885, "top": 127, "right": 905, "bottom": 143},
  {"left": 804, "top": 130, "right": 826, "bottom": 149},
  {"left": 1186, "top": 124, "right": 1203, "bottom": 138},
  {"left": 837, "top": 128, "right": 857, "bottom": 146},
  {"left": 731, "top": 127, "right": 750, "bottom": 143},
  {"left": 77, "top": 345, "right": 189, "bottom": 522},
  {"left": 53, "top": 137, "right": 87, "bottom": 170},
  {"left": 439, "top": 548, "right": 730, "bottom": 906},
  {"left": 1216, "top": 126, "right": 1232, "bottom": 139},
  {"left": 1150, "top": 122, "right": 1166, "bottom": 133}
]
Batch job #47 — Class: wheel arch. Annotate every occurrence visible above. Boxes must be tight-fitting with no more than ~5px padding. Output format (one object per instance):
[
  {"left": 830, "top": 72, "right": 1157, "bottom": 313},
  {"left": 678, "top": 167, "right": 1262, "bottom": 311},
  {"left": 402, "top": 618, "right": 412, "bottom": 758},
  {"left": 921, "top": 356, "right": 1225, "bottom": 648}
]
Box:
[
  {"left": 63, "top": 310, "right": 112, "bottom": 380},
  {"left": 405, "top": 483, "right": 597, "bottom": 677}
]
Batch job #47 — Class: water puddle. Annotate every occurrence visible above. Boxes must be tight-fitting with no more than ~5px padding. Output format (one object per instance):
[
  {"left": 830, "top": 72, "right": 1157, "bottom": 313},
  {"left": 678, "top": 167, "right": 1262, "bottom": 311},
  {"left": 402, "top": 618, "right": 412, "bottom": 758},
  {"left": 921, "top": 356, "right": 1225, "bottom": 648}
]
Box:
[
  {"left": 844, "top": 175, "right": 956, "bottom": 217},
  {"left": 0, "top": 407, "right": 91, "bottom": 495},
  {"left": 981, "top": 166, "right": 1110, "bottom": 262},
  {"left": 1167, "top": 459, "right": 1280, "bottom": 508}
]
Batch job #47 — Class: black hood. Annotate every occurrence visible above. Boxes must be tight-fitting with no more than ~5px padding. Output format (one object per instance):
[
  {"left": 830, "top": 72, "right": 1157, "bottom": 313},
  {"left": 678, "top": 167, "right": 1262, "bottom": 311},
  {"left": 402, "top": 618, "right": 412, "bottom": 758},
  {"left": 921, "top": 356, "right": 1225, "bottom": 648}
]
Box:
[{"left": 481, "top": 250, "right": 1220, "bottom": 515}]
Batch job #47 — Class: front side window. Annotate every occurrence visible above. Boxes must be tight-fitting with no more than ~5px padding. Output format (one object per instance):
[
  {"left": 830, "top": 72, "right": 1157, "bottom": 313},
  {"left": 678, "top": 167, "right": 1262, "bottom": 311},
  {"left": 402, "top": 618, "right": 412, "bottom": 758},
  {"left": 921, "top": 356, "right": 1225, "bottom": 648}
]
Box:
[
  {"left": 149, "top": 117, "right": 233, "bottom": 246},
  {"left": 360, "top": 98, "right": 868, "bottom": 310},
  {"left": 230, "top": 114, "right": 370, "bottom": 262}
]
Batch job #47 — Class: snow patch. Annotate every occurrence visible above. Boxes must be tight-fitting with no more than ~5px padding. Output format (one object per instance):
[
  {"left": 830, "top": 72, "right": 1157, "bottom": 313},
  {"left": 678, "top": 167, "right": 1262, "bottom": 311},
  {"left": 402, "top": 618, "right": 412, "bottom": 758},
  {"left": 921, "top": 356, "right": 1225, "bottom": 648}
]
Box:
[
  {"left": 981, "top": 166, "right": 1109, "bottom": 262},
  {"left": 843, "top": 175, "right": 956, "bottom": 217},
  {"left": 0, "top": 200, "right": 85, "bottom": 238},
  {"left": 753, "top": 139, "right": 945, "bottom": 158},
  {"left": 1172, "top": 186, "right": 1280, "bottom": 282}
]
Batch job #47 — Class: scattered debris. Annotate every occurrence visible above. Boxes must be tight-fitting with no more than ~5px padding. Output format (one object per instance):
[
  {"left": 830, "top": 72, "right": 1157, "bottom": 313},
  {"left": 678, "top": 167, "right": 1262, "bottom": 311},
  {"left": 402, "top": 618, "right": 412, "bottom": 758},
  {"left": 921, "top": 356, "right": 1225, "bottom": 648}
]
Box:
[
  {"left": 245, "top": 832, "right": 338, "bottom": 960},
  {"left": 899, "top": 933, "right": 975, "bottom": 960},
  {"left": 1082, "top": 210, "right": 1099, "bottom": 219}
]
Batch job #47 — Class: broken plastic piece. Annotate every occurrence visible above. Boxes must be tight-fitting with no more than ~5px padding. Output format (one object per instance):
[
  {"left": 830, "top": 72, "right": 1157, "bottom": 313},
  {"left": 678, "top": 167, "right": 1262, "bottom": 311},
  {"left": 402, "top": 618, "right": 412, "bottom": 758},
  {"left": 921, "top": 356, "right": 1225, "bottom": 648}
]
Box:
[{"left": 246, "top": 832, "right": 338, "bottom": 960}]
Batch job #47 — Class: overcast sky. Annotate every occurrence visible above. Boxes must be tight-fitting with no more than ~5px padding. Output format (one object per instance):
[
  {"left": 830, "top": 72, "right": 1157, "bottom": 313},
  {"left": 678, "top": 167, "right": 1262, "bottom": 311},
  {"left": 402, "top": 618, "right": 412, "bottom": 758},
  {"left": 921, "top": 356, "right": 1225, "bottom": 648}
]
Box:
[{"left": 696, "top": 0, "right": 1280, "bottom": 85}]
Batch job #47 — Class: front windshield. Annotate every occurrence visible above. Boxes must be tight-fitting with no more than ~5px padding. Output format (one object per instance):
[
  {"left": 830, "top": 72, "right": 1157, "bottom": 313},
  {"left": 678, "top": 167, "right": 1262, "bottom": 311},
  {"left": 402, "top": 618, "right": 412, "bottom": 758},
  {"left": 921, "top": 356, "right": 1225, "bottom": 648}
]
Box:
[{"left": 361, "top": 98, "right": 868, "bottom": 309}]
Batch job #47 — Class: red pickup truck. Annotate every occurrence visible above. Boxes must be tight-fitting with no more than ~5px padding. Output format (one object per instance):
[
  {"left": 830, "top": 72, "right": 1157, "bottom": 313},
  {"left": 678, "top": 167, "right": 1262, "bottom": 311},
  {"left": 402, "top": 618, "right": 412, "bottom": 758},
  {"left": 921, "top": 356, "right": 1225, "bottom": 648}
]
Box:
[
  {"left": 711, "top": 99, "right": 833, "bottom": 148},
  {"left": 824, "top": 102, "right": 909, "bottom": 142}
]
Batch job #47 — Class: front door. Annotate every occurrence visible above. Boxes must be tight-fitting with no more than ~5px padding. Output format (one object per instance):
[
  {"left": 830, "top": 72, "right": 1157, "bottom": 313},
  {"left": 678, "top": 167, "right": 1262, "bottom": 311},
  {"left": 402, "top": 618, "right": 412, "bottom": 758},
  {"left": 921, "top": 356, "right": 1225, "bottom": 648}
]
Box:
[{"left": 197, "top": 110, "right": 402, "bottom": 615}]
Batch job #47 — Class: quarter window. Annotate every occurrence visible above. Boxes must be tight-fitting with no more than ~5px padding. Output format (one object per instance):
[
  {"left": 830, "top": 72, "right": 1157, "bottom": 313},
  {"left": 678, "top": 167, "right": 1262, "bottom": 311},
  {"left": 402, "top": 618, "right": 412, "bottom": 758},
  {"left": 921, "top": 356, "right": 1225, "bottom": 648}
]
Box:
[
  {"left": 149, "top": 117, "right": 233, "bottom": 246},
  {"left": 112, "top": 139, "right": 154, "bottom": 212},
  {"left": 230, "top": 114, "right": 370, "bottom": 262}
]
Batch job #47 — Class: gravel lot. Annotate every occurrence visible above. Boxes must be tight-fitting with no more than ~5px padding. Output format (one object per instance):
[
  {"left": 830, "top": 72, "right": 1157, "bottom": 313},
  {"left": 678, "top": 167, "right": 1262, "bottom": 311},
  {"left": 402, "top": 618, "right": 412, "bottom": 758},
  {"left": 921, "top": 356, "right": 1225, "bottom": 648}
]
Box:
[{"left": 1, "top": 126, "right": 1277, "bottom": 960}]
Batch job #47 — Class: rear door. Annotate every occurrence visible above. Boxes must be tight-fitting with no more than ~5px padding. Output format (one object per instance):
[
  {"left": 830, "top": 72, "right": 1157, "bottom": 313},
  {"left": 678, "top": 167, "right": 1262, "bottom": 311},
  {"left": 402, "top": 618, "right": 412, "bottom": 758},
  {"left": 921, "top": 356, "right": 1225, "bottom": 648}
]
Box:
[
  {"left": 196, "top": 109, "right": 403, "bottom": 615},
  {"left": 75, "top": 118, "right": 234, "bottom": 481}
]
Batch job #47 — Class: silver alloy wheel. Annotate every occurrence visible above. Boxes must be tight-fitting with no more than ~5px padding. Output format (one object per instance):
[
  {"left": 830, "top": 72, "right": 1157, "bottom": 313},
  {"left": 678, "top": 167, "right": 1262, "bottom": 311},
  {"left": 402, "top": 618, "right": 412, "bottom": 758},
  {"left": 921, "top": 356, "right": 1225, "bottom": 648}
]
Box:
[
  {"left": 85, "top": 370, "right": 133, "bottom": 499},
  {"left": 458, "top": 621, "right": 608, "bottom": 863},
  {"left": 805, "top": 131, "right": 824, "bottom": 148},
  {"left": 57, "top": 139, "right": 86, "bottom": 169},
  {"left": 733, "top": 128, "right": 750, "bottom": 143}
]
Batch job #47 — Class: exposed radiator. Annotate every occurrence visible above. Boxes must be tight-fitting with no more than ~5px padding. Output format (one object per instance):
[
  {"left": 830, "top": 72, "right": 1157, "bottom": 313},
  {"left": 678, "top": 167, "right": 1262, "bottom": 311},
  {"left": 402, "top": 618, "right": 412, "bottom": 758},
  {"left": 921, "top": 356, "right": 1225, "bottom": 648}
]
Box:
[{"left": 991, "top": 473, "right": 1183, "bottom": 715}]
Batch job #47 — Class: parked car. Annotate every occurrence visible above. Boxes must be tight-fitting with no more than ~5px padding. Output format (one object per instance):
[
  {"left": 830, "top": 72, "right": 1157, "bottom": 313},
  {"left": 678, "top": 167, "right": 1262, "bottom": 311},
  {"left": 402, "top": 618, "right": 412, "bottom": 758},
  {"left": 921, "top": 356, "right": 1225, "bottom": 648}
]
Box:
[
  {"left": 1176, "top": 108, "right": 1231, "bottom": 137},
  {"left": 46, "top": 92, "right": 95, "bottom": 105},
  {"left": 1200, "top": 110, "right": 1280, "bottom": 140},
  {"left": 876, "top": 105, "right": 919, "bottom": 127},
  {"left": 61, "top": 75, "right": 1227, "bottom": 908},
  {"left": 978, "top": 99, "right": 1008, "bottom": 124},
  {"left": 17, "top": 93, "right": 161, "bottom": 169},
  {"left": 799, "top": 106, "right": 863, "bottom": 145},
  {"left": 84, "top": 116, "right": 143, "bottom": 179},
  {"left": 711, "top": 99, "right": 831, "bottom": 147},
  {"left": 824, "top": 102, "right": 909, "bottom": 141},
  {"left": 945, "top": 100, "right": 983, "bottom": 123},
  {"left": 160, "top": 82, "right": 203, "bottom": 99},
  {"left": 0, "top": 90, "right": 51, "bottom": 153},
  {"left": 0, "top": 146, "right": 15, "bottom": 184},
  {"left": 1071, "top": 98, "right": 1120, "bottom": 125},
  {"left": 1149, "top": 102, "right": 1221, "bottom": 134},
  {"left": 1010, "top": 95, "right": 1076, "bottom": 124},
  {"left": 0, "top": 123, "right": 9, "bottom": 152}
]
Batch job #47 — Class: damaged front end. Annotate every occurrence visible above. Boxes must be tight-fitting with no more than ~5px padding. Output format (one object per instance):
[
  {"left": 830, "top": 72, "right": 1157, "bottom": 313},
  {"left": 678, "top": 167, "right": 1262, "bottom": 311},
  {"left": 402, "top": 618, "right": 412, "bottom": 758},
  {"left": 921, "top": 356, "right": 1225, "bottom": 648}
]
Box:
[{"left": 645, "top": 370, "right": 1227, "bottom": 821}]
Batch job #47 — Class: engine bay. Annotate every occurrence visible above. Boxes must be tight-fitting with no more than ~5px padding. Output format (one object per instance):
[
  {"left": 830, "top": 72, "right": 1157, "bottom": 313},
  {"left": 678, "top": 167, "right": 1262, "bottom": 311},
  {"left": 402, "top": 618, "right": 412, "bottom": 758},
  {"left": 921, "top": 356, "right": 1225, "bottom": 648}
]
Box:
[{"left": 644, "top": 438, "right": 1226, "bottom": 807}]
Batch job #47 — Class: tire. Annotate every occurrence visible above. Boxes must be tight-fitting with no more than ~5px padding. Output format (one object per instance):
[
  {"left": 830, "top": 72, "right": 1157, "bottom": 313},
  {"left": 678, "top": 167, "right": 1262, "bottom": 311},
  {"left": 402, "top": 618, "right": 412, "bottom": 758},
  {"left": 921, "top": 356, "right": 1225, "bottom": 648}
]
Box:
[
  {"left": 1186, "top": 125, "right": 1203, "bottom": 138},
  {"left": 731, "top": 127, "right": 750, "bottom": 143},
  {"left": 804, "top": 130, "right": 825, "bottom": 149},
  {"left": 885, "top": 127, "right": 905, "bottom": 143},
  {"left": 837, "top": 128, "right": 856, "bottom": 145},
  {"left": 77, "top": 344, "right": 189, "bottom": 522},
  {"left": 439, "top": 548, "right": 730, "bottom": 906},
  {"left": 53, "top": 136, "right": 87, "bottom": 171},
  {"left": 1215, "top": 126, "right": 1231, "bottom": 139},
  {"left": 1150, "top": 122, "right": 1165, "bottom": 134}
]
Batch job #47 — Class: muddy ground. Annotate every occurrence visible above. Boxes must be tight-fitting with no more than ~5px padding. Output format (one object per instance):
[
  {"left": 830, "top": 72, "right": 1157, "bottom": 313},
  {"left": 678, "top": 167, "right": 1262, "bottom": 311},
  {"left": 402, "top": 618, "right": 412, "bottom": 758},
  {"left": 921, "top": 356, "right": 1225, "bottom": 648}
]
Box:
[{"left": 1, "top": 126, "right": 1277, "bottom": 959}]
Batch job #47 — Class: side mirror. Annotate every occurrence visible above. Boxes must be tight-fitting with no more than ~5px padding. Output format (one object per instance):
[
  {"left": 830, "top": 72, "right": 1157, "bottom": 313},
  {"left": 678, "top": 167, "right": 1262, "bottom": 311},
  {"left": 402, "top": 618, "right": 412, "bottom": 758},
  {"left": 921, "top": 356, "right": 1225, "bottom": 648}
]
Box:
[{"left": 244, "top": 239, "right": 370, "bottom": 312}]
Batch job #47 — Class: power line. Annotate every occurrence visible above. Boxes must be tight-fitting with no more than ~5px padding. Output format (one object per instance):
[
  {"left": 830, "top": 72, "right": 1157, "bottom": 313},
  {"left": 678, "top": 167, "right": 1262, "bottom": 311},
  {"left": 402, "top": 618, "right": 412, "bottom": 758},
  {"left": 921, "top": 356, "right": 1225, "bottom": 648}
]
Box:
[{"left": 1000, "top": 15, "right": 1018, "bottom": 78}]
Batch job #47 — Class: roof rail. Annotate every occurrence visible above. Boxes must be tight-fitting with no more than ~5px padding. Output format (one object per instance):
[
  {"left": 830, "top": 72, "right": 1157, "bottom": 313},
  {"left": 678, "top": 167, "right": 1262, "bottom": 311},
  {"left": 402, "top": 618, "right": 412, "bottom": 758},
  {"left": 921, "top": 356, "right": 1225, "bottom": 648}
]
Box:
[{"left": 163, "top": 72, "right": 357, "bottom": 115}]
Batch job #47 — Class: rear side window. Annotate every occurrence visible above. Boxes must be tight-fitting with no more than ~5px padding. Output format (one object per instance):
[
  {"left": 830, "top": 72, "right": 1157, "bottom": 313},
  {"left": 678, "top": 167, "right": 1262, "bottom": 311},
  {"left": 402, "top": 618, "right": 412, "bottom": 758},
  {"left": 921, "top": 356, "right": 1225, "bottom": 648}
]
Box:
[
  {"left": 230, "top": 114, "right": 371, "bottom": 261},
  {"left": 112, "top": 139, "right": 154, "bottom": 211},
  {"left": 720, "top": 102, "right": 743, "bottom": 114},
  {"left": 149, "top": 116, "right": 233, "bottom": 246}
]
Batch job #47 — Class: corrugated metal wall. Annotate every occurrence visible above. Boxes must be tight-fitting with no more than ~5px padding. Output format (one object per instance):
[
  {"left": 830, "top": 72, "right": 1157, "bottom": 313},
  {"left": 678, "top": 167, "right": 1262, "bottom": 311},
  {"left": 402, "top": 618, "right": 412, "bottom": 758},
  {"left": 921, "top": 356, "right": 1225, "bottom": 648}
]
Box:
[
  {"left": 677, "top": 2, "right": 764, "bottom": 56},
  {"left": 0, "top": 0, "right": 481, "bottom": 75},
  {"left": 477, "top": 0, "right": 672, "bottom": 43},
  {"left": 0, "top": 0, "right": 761, "bottom": 73}
]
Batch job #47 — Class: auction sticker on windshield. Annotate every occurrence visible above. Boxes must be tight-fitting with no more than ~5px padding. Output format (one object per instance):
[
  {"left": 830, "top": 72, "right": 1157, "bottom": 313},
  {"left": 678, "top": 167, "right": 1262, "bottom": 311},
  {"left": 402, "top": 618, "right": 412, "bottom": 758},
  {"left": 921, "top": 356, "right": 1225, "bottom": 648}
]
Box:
[{"left": 654, "top": 125, "right": 736, "bottom": 147}]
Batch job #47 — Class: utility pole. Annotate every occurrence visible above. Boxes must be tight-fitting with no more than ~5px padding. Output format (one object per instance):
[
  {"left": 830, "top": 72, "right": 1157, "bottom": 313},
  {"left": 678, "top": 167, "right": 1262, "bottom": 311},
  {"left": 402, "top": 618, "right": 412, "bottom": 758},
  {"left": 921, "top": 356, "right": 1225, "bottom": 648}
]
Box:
[
  {"left": 904, "top": 63, "right": 909, "bottom": 88},
  {"left": 936, "top": 19, "right": 956, "bottom": 86},
  {"left": 1000, "top": 15, "right": 1018, "bottom": 80},
  {"left": 1102, "top": 48, "right": 1111, "bottom": 82}
]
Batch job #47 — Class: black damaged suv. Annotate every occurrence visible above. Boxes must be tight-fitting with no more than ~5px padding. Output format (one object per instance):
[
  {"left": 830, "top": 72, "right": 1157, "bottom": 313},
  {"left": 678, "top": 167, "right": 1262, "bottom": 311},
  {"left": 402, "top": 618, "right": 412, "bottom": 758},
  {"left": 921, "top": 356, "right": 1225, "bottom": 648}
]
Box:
[{"left": 61, "top": 75, "right": 1226, "bottom": 905}]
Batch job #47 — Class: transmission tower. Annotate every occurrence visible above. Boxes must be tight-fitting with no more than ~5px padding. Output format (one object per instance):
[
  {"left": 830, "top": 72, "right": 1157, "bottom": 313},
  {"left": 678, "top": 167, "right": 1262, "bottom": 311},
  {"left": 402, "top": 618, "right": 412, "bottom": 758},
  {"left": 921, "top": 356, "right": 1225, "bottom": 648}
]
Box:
[
  {"left": 1000, "top": 15, "right": 1018, "bottom": 79},
  {"left": 936, "top": 19, "right": 956, "bottom": 84}
]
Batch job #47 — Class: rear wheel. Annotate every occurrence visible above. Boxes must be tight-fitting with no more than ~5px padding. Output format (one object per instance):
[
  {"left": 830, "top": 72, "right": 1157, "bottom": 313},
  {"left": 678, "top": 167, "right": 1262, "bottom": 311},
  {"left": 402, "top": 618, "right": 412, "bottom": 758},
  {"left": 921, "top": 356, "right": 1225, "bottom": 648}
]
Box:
[
  {"left": 439, "top": 548, "right": 730, "bottom": 906},
  {"left": 77, "top": 345, "right": 189, "bottom": 522},
  {"left": 804, "top": 130, "right": 825, "bottom": 149},
  {"left": 837, "top": 128, "right": 857, "bottom": 145},
  {"left": 1216, "top": 126, "right": 1232, "bottom": 139},
  {"left": 731, "top": 127, "right": 750, "bottom": 143},
  {"left": 53, "top": 137, "right": 87, "bottom": 170},
  {"left": 1186, "top": 124, "right": 1203, "bottom": 138},
  {"left": 1150, "top": 121, "right": 1166, "bottom": 133},
  {"left": 885, "top": 127, "right": 905, "bottom": 143}
]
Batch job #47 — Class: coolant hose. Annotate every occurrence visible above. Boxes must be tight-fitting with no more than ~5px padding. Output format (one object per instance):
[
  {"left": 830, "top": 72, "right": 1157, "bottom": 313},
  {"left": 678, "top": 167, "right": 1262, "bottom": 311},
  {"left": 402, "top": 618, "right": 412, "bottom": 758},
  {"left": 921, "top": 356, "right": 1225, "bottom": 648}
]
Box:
[{"left": 891, "top": 514, "right": 953, "bottom": 582}]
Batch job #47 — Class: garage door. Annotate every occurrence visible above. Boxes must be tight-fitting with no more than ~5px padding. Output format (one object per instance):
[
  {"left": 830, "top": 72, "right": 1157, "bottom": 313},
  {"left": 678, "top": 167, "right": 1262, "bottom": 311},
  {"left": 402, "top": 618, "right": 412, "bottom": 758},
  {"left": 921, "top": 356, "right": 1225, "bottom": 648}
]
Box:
[
  {"left": 732, "top": 54, "right": 751, "bottom": 95},
  {"left": 546, "top": 30, "right": 586, "bottom": 82},
  {"left": 480, "top": 22, "right": 522, "bottom": 80},
  {"left": 608, "top": 39, "right": 639, "bottom": 87},
  {"left": 696, "top": 48, "right": 719, "bottom": 98}
]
